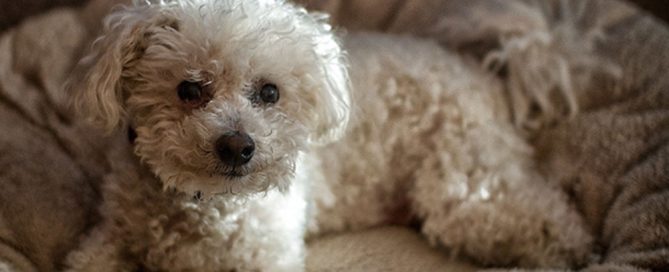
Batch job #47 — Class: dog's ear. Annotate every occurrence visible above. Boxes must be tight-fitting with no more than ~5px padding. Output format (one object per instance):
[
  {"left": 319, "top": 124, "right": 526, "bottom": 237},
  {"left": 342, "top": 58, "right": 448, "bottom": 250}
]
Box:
[
  {"left": 72, "top": 6, "right": 178, "bottom": 132},
  {"left": 307, "top": 13, "right": 351, "bottom": 144}
]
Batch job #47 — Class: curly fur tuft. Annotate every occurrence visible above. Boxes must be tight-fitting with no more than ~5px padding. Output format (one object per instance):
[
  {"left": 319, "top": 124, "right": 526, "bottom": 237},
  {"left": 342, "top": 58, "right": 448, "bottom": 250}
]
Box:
[{"left": 480, "top": 0, "right": 623, "bottom": 130}]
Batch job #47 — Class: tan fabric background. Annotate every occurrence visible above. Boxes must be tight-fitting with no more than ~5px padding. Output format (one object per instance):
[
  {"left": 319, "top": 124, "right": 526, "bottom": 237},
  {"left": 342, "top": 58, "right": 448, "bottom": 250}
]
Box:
[{"left": 0, "top": 0, "right": 667, "bottom": 33}]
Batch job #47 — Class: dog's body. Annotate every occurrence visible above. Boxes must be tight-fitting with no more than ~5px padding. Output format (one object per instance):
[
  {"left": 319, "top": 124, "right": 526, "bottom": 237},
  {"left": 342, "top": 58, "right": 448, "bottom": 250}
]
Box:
[
  {"left": 1, "top": 0, "right": 593, "bottom": 271},
  {"left": 308, "top": 34, "right": 591, "bottom": 268}
]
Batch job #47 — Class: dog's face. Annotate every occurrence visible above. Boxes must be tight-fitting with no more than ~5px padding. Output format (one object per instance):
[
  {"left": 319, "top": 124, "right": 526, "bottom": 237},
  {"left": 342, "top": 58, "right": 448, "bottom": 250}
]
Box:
[{"left": 74, "top": 0, "right": 349, "bottom": 197}]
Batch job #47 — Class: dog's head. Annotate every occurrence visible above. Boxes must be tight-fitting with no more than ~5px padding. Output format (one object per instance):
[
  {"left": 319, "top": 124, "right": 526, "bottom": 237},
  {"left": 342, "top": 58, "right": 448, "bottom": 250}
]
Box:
[{"left": 74, "top": 0, "right": 349, "bottom": 197}]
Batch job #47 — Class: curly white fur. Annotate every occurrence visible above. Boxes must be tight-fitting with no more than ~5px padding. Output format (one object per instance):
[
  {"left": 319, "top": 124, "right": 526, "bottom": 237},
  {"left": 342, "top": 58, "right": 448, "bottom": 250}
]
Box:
[
  {"left": 65, "top": 0, "right": 592, "bottom": 271},
  {"left": 308, "top": 33, "right": 592, "bottom": 268}
]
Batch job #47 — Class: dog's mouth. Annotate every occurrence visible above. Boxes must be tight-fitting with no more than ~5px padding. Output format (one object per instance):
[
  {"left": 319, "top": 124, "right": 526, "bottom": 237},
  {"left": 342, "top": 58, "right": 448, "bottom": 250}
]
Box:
[
  {"left": 214, "top": 163, "right": 267, "bottom": 179},
  {"left": 223, "top": 170, "right": 247, "bottom": 178},
  {"left": 209, "top": 161, "right": 255, "bottom": 178}
]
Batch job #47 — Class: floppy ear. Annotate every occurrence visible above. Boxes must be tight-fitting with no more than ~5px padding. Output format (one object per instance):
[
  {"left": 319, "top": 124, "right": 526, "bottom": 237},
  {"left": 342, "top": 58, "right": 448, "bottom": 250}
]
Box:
[
  {"left": 307, "top": 13, "right": 351, "bottom": 144},
  {"left": 72, "top": 6, "right": 174, "bottom": 132}
]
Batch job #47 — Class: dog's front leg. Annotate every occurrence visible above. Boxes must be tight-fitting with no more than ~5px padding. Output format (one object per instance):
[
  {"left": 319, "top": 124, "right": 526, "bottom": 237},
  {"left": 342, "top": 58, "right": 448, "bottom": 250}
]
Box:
[
  {"left": 410, "top": 124, "right": 594, "bottom": 269},
  {"left": 223, "top": 183, "right": 308, "bottom": 272},
  {"left": 64, "top": 225, "right": 137, "bottom": 272}
]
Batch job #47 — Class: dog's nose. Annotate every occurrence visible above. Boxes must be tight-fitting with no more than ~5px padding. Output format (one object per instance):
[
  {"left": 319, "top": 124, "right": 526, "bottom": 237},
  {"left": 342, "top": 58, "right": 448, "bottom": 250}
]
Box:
[{"left": 215, "top": 131, "right": 255, "bottom": 167}]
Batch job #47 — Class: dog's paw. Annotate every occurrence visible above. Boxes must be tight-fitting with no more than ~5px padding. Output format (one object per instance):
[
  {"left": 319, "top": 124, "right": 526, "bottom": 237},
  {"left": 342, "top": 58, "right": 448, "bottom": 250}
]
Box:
[{"left": 414, "top": 174, "right": 592, "bottom": 268}]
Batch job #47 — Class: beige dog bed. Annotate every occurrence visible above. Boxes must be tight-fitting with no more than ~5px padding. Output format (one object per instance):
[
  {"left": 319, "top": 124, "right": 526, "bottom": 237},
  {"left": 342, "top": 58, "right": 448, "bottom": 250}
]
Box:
[{"left": 1, "top": 0, "right": 668, "bottom": 271}]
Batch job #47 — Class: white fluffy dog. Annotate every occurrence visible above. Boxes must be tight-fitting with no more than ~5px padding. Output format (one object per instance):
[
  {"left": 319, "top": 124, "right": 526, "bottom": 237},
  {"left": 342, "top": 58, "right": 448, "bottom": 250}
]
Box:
[{"left": 66, "top": 0, "right": 592, "bottom": 271}]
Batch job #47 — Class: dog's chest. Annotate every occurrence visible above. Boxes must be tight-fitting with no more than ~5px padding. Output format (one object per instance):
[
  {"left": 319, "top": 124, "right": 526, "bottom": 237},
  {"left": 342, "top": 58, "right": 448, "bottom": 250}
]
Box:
[
  {"left": 143, "top": 202, "right": 246, "bottom": 269},
  {"left": 107, "top": 176, "right": 250, "bottom": 270}
]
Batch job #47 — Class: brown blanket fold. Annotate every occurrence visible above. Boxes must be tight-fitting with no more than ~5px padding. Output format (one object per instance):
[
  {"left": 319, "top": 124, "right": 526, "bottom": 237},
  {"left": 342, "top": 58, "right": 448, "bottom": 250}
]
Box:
[{"left": 0, "top": 9, "right": 110, "bottom": 271}]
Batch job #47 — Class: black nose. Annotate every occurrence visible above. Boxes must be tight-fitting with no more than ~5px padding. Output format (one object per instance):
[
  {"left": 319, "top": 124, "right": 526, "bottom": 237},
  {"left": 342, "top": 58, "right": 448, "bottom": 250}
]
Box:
[{"left": 215, "top": 131, "right": 255, "bottom": 167}]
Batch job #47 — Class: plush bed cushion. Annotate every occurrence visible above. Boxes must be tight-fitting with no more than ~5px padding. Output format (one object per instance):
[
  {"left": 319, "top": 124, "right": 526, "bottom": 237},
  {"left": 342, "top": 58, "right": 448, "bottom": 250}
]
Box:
[{"left": 307, "top": 227, "right": 477, "bottom": 272}]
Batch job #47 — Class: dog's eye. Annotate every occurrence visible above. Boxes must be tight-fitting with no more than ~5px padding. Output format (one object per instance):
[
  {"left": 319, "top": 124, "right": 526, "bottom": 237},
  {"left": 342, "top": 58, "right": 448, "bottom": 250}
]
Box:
[
  {"left": 259, "top": 83, "right": 280, "bottom": 104},
  {"left": 177, "top": 81, "right": 211, "bottom": 108},
  {"left": 178, "top": 81, "right": 203, "bottom": 101}
]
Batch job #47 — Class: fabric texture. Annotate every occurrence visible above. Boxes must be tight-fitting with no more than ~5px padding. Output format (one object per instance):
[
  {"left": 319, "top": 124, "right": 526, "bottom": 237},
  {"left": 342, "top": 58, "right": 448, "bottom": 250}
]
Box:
[{"left": 306, "top": 227, "right": 477, "bottom": 272}]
